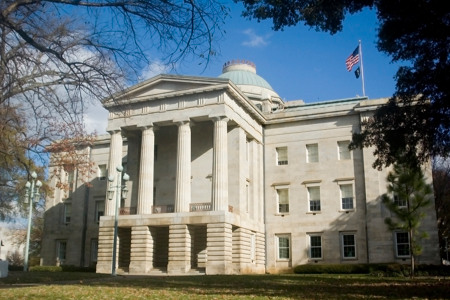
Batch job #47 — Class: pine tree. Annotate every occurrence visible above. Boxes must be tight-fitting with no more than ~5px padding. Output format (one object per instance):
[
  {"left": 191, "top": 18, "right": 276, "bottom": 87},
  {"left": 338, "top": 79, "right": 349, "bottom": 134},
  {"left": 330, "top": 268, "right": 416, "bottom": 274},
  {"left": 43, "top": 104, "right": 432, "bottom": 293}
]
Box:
[{"left": 382, "top": 163, "right": 433, "bottom": 277}]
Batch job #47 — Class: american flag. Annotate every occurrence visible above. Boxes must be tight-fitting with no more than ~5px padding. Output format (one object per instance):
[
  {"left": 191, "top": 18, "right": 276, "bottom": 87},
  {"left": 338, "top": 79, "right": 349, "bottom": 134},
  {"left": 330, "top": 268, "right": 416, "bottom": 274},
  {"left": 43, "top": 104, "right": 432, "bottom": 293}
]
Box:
[{"left": 346, "top": 46, "right": 360, "bottom": 71}]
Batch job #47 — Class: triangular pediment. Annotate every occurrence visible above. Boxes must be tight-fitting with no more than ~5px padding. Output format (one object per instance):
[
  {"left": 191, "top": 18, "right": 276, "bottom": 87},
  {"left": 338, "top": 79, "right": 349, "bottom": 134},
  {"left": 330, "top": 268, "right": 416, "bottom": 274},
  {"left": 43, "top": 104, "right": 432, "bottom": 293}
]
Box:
[{"left": 104, "top": 75, "right": 229, "bottom": 106}]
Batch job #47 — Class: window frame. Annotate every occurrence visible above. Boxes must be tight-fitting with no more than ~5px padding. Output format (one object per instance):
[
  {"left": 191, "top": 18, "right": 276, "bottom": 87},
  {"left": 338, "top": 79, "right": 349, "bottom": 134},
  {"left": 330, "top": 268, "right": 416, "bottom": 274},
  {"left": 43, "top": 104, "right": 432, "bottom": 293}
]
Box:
[
  {"left": 340, "top": 184, "right": 355, "bottom": 211},
  {"left": 276, "top": 234, "right": 291, "bottom": 261},
  {"left": 306, "top": 143, "right": 319, "bottom": 163},
  {"left": 340, "top": 232, "right": 357, "bottom": 259},
  {"left": 338, "top": 141, "right": 351, "bottom": 160},
  {"left": 276, "top": 147, "right": 288, "bottom": 165},
  {"left": 393, "top": 195, "right": 408, "bottom": 208},
  {"left": 98, "top": 164, "right": 107, "bottom": 181},
  {"left": 56, "top": 240, "right": 67, "bottom": 264},
  {"left": 308, "top": 234, "right": 323, "bottom": 260},
  {"left": 308, "top": 186, "right": 321, "bottom": 212},
  {"left": 95, "top": 200, "right": 105, "bottom": 223},
  {"left": 63, "top": 202, "right": 72, "bottom": 224},
  {"left": 394, "top": 231, "right": 411, "bottom": 258},
  {"left": 275, "top": 186, "right": 289, "bottom": 214}
]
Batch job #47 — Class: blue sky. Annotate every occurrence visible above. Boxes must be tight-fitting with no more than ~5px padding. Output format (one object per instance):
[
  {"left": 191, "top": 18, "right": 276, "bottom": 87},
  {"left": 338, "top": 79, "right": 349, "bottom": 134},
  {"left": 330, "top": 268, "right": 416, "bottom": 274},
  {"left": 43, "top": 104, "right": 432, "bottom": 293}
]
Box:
[
  {"left": 180, "top": 3, "right": 401, "bottom": 103},
  {"left": 85, "top": 3, "right": 402, "bottom": 134}
]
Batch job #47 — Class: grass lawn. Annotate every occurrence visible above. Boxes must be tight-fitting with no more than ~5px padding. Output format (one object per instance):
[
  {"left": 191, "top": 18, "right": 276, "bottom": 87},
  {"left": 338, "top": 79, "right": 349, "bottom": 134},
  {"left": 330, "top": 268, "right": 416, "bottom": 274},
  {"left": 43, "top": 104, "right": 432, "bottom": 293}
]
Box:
[{"left": 1, "top": 273, "right": 450, "bottom": 299}]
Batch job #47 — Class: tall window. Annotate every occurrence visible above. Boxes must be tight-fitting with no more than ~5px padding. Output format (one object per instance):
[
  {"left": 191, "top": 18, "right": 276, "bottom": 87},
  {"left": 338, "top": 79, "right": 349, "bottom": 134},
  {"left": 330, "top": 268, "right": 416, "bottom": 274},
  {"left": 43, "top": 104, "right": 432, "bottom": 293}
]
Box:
[
  {"left": 338, "top": 141, "right": 351, "bottom": 160},
  {"left": 276, "top": 147, "right": 288, "bottom": 165},
  {"left": 309, "top": 235, "right": 322, "bottom": 259},
  {"left": 306, "top": 144, "right": 319, "bottom": 163},
  {"left": 395, "top": 232, "right": 410, "bottom": 257},
  {"left": 308, "top": 186, "right": 321, "bottom": 212},
  {"left": 277, "top": 235, "right": 290, "bottom": 260},
  {"left": 394, "top": 195, "right": 407, "bottom": 208},
  {"left": 98, "top": 165, "right": 107, "bottom": 180},
  {"left": 91, "top": 239, "right": 98, "bottom": 263},
  {"left": 64, "top": 203, "right": 72, "bottom": 224},
  {"left": 57, "top": 240, "right": 67, "bottom": 264},
  {"left": 340, "top": 184, "right": 354, "bottom": 210},
  {"left": 341, "top": 233, "right": 356, "bottom": 259},
  {"left": 95, "top": 201, "right": 105, "bottom": 222},
  {"left": 277, "top": 188, "right": 289, "bottom": 213}
]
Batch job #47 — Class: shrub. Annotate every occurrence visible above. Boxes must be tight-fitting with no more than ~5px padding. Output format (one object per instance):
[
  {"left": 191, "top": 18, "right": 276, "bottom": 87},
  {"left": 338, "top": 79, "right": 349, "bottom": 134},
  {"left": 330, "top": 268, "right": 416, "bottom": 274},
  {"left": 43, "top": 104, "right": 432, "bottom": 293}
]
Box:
[
  {"left": 294, "top": 263, "right": 450, "bottom": 277},
  {"left": 293, "top": 264, "right": 369, "bottom": 274},
  {"left": 29, "top": 265, "right": 96, "bottom": 272},
  {"left": 8, "top": 265, "right": 24, "bottom": 271}
]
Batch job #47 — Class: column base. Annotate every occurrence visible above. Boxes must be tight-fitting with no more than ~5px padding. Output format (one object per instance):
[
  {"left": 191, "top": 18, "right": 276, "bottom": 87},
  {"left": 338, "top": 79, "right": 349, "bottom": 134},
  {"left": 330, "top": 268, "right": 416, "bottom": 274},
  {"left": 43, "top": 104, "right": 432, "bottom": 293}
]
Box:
[
  {"left": 167, "top": 261, "right": 191, "bottom": 274},
  {"left": 206, "top": 261, "right": 234, "bottom": 275},
  {"left": 129, "top": 261, "right": 152, "bottom": 274}
]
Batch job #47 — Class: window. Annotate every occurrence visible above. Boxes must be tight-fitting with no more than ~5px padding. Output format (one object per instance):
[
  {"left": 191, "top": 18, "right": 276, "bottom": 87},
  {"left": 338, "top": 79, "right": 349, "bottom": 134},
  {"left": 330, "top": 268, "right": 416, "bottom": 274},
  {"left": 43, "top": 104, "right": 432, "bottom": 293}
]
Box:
[
  {"left": 309, "top": 235, "right": 322, "bottom": 259},
  {"left": 306, "top": 144, "right": 319, "bottom": 163},
  {"left": 57, "top": 240, "right": 67, "bottom": 264},
  {"left": 67, "top": 170, "right": 74, "bottom": 192},
  {"left": 338, "top": 141, "right": 351, "bottom": 160},
  {"left": 98, "top": 165, "right": 107, "bottom": 180},
  {"left": 394, "top": 195, "right": 407, "bottom": 208},
  {"left": 64, "top": 203, "right": 72, "bottom": 224},
  {"left": 276, "top": 147, "right": 288, "bottom": 165},
  {"left": 95, "top": 200, "right": 105, "bottom": 222},
  {"left": 308, "top": 186, "right": 321, "bottom": 211},
  {"left": 277, "top": 188, "right": 289, "bottom": 213},
  {"left": 395, "top": 232, "right": 410, "bottom": 257},
  {"left": 91, "top": 239, "right": 98, "bottom": 263},
  {"left": 246, "top": 183, "right": 250, "bottom": 213},
  {"left": 341, "top": 233, "right": 356, "bottom": 259},
  {"left": 277, "top": 235, "right": 290, "bottom": 260},
  {"left": 340, "top": 184, "right": 354, "bottom": 210}
]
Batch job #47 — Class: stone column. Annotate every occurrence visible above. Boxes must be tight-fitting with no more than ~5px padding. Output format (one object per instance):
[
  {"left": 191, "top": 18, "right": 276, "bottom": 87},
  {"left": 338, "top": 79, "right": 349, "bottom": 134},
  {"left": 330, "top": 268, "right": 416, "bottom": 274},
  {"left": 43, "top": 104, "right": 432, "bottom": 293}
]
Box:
[
  {"left": 206, "top": 223, "right": 233, "bottom": 274},
  {"left": 212, "top": 116, "right": 229, "bottom": 211},
  {"left": 106, "top": 129, "right": 122, "bottom": 216},
  {"left": 174, "top": 120, "right": 191, "bottom": 212},
  {"left": 137, "top": 126, "right": 156, "bottom": 215},
  {"left": 167, "top": 224, "right": 191, "bottom": 274},
  {"left": 129, "top": 226, "right": 153, "bottom": 273}
]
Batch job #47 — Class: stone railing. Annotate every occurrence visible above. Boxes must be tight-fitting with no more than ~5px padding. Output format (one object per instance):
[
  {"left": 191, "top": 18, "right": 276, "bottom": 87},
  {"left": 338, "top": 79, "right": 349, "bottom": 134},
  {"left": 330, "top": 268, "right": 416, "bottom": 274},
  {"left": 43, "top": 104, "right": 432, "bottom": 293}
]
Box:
[
  {"left": 190, "top": 202, "right": 212, "bottom": 212},
  {"left": 119, "top": 207, "right": 137, "bottom": 215},
  {"left": 152, "top": 205, "right": 175, "bottom": 214}
]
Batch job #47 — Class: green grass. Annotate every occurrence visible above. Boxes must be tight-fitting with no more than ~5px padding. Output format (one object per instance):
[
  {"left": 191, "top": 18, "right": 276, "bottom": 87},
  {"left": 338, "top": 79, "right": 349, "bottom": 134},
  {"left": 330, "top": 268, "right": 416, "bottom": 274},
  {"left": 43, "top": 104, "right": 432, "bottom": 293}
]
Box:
[{"left": 1, "top": 273, "right": 450, "bottom": 299}]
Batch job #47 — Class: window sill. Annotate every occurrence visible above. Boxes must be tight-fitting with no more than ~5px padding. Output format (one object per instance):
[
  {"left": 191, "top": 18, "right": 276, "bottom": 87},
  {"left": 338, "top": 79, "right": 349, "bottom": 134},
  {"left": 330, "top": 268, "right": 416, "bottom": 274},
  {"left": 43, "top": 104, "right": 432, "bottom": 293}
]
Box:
[
  {"left": 339, "top": 209, "right": 355, "bottom": 213},
  {"left": 308, "top": 258, "right": 323, "bottom": 262},
  {"left": 306, "top": 211, "right": 321, "bottom": 215},
  {"left": 276, "top": 259, "right": 291, "bottom": 262},
  {"left": 275, "top": 213, "right": 289, "bottom": 217},
  {"left": 341, "top": 257, "right": 358, "bottom": 261}
]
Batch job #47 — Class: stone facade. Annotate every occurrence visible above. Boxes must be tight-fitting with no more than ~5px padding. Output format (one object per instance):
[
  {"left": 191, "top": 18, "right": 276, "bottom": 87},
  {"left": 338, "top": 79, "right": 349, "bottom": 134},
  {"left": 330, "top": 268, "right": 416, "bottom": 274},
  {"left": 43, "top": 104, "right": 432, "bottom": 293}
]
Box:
[{"left": 41, "top": 61, "right": 440, "bottom": 274}]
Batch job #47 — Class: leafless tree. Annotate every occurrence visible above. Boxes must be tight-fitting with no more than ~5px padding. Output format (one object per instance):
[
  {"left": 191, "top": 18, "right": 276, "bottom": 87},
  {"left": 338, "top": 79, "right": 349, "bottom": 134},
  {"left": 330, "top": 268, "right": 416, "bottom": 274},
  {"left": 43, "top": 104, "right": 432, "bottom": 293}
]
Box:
[{"left": 0, "top": 0, "right": 227, "bottom": 219}]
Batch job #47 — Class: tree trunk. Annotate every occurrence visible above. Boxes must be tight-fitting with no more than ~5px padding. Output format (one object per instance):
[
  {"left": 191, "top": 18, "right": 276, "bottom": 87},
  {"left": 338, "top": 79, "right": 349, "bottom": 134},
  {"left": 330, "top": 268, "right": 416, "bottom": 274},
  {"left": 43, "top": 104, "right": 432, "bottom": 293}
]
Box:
[{"left": 409, "top": 229, "right": 415, "bottom": 278}]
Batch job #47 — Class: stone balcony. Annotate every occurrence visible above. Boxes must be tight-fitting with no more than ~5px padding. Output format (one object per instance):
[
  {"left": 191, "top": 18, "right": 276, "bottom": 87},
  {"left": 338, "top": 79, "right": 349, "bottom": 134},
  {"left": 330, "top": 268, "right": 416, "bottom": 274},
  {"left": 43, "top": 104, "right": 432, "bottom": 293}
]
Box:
[{"left": 151, "top": 203, "right": 233, "bottom": 214}]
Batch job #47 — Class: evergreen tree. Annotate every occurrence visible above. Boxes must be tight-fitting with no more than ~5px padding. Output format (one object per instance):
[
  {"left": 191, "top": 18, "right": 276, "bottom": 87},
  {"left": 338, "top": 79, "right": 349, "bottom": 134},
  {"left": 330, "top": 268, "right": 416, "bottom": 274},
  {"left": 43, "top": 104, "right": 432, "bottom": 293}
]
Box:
[{"left": 382, "top": 163, "right": 433, "bottom": 277}]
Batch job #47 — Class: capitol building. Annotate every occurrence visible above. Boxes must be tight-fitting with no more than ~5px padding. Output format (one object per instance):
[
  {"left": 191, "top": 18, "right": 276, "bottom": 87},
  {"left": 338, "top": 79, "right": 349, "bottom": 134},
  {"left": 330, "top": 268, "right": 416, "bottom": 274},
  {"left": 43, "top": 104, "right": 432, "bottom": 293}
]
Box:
[{"left": 41, "top": 60, "right": 440, "bottom": 274}]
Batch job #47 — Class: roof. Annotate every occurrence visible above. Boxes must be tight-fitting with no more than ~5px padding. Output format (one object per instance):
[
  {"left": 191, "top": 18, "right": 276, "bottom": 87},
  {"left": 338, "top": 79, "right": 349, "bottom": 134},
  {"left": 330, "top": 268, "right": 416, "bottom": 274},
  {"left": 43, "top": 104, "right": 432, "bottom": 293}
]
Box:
[{"left": 218, "top": 70, "right": 274, "bottom": 91}]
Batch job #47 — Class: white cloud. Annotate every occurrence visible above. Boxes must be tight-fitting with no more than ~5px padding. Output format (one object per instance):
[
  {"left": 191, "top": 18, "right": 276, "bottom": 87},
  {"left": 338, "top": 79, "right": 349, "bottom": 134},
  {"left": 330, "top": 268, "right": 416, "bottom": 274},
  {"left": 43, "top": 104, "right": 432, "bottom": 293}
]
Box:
[
  {"left": 83, "top": 101, "right": 109, "bottom": 134},
  {"left": 139, "top": 61, "right": 170, "bottom": 81},
  {"left": 242, "top": 29, "right": 271, "bottom": 47}
]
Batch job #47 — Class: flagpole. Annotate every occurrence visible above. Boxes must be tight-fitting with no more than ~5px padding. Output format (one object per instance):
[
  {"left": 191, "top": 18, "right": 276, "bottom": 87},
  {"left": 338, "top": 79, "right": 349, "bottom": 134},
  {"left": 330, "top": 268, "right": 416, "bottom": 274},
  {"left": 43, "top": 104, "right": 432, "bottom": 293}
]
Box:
[{"left": 359, "top": 40, "right": 366, "bottom": 97}]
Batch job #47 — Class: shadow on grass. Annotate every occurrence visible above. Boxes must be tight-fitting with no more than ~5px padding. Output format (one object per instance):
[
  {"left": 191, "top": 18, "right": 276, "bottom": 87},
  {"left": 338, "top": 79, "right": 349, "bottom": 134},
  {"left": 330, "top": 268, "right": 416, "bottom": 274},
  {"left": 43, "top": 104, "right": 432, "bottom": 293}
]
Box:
[{"left": 83, "top": 275, "right": 450, "bottom": 299}]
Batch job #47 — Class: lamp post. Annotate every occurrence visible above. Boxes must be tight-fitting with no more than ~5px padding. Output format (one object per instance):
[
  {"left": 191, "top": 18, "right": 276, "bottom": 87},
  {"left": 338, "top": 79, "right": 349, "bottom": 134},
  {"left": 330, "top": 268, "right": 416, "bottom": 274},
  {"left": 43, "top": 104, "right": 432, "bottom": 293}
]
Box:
[
  {"left": 23, "top": 171, "right": 42, "bottom": 271},
  {"left": 107, "top": 165, "right": 129, "bottom": 276}
]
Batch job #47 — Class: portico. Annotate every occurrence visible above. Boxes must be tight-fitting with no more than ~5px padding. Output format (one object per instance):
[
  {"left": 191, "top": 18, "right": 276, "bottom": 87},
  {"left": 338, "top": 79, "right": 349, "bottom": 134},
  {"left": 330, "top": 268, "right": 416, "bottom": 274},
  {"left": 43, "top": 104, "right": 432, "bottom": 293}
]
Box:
[{"left": 96, "top": 74, "right": 266, "bottom": 275}]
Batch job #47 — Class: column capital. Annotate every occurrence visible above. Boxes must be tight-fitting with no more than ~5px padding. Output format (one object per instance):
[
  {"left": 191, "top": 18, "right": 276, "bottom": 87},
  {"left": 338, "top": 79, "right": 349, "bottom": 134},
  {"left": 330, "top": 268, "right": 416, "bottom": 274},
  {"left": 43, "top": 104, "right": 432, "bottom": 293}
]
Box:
[
  {"left": 139, "top": 124, "right": 159, "bottom": 132},
  {"left": 173, "top": 117, "right": 194, "bottom": 127},
  {"left": 107, "top": 128, "right": 122, "bottom": 135},
  {"left": 209, "top": 113, "right": 230, "bottom": 123}
]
